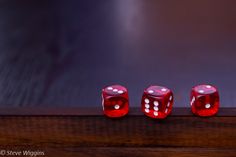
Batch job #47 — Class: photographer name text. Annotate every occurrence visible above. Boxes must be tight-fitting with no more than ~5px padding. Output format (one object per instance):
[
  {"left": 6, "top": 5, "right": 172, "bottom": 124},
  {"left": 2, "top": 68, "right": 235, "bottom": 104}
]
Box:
[{"left": 0, "top": 150, "right": 45, "bottom": 157}]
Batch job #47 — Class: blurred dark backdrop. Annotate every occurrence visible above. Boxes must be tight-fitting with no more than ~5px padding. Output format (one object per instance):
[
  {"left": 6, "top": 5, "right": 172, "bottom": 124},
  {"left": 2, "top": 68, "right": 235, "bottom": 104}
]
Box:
[{"left": 0, "top": 0, "right": 236, "bottom": 107}]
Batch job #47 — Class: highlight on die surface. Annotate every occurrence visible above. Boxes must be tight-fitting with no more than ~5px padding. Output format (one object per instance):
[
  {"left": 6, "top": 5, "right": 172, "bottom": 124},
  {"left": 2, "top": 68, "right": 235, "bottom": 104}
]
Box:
[
  {"left": 141, "top": 85, "right": 174, "bottom": 119},
  {"left": 102, "top": 85, "right": 129, "bottom": 118},
  {"left": 190, "top": 84, "right": 220, "bottom": 117}
]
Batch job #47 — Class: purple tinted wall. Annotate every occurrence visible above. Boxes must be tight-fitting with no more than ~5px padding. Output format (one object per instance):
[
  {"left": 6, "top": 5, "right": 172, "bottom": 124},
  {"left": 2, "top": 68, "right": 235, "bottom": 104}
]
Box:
[{"left": 0, "top": 0, "right": 236, "bottom": 107}]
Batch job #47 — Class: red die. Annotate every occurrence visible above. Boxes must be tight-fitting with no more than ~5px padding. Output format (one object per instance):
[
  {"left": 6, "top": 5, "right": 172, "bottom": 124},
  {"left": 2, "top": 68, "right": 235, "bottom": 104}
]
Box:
[
  {"left": 141, "top": 86, "right": 174, "bottom": 119},
  {"left": 102, "top": 85, "right": 129, "bottom": 118},
  {"left": 190, "top": 84, "right": 220, "bottom": 117}
]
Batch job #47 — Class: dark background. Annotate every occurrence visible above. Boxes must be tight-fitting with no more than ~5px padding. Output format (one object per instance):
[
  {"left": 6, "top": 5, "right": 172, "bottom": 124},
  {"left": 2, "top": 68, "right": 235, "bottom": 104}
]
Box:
[{"left": 0, "top": 0, "right": 236, "bottom": 108}]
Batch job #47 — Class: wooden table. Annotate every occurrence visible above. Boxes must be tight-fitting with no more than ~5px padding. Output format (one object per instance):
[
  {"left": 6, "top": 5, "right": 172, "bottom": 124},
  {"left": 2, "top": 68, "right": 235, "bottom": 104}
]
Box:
[{"left": 0, "top": 107, "right": 235, "bottom": 157}]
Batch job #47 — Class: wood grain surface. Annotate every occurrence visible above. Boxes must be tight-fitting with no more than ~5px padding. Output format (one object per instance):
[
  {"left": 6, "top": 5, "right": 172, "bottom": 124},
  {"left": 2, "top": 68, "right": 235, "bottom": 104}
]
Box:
[{"left": 0, "top": 108, "right": 235, "bottom": 156}]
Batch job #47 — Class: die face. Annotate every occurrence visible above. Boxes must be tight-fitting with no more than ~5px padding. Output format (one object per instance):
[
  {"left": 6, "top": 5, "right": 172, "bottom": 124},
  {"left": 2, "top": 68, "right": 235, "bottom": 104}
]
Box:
[
  {"left": 141, "top": 86, "right": 173, "bottom": 119},
  {"left": 103, "top": 85, "right": 128, "bottom": 96},
  {"left": 102, "top": 85, "right": 129, "bottom": 118},
  {"left": 191, "top": 85, "right": 220, "bottom": 117}
]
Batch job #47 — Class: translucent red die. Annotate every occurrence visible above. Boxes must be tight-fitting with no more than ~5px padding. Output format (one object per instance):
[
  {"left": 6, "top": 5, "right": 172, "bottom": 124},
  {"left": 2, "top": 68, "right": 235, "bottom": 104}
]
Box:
[
  {"left": 102, "top": 85, "right": 129, "bottom": 118},
  {"left": 190, "top": 84, "right": 220, "bottom": 117},
  {"left": 141, "top": 85, "right": 174, "bottom": 119}
]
